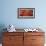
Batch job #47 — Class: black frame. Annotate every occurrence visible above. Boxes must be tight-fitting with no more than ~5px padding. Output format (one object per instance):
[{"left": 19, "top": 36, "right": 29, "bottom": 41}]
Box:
[{"left": 17, "top": 8, "right": 35, "bottom": 19}]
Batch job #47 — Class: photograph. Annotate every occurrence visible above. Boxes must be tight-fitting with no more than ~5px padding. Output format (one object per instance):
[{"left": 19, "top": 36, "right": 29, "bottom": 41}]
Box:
[{"left": 18, "top": 8, "right": 35, "bottom": 19}]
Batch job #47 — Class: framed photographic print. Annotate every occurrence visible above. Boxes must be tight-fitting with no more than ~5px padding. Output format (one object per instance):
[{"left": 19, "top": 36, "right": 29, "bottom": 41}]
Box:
[{"left": 18, "top": 8, "right": 35, "bottom": 19}]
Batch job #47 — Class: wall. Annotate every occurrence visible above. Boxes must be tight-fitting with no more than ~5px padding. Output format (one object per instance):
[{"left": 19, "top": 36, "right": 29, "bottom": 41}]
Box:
[
  {"left": 0, "top": 0, "right": 46, "bottom": 44},
  {"left": 0, "top": 0, "right": 46, "bottom": 29}
]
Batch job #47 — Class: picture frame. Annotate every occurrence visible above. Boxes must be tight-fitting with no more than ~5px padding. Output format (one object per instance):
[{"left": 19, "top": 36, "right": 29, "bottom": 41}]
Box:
[{"left": 17, "top": 8, "right": 35, "bottom": 19}]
